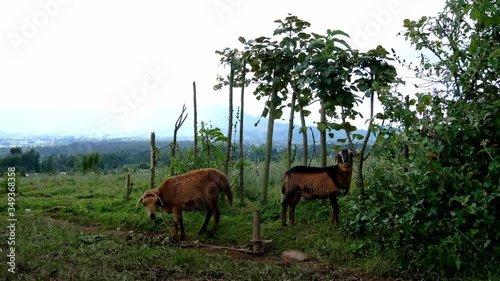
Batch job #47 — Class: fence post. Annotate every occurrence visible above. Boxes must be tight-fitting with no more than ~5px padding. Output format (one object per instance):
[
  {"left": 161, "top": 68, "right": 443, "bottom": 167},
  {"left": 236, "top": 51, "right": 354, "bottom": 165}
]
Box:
[
  {"left": 150, "top": 132, "right": 156, "bottom": 189},
  {"left": 252, "top": 209, "right": 262, "bottom": 253}
]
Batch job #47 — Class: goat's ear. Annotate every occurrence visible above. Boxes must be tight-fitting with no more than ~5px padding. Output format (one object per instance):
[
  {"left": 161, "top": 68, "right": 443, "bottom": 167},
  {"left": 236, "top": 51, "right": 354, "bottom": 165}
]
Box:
[{"left": 336, "top": 153, "right": 342, "bottom": 162}]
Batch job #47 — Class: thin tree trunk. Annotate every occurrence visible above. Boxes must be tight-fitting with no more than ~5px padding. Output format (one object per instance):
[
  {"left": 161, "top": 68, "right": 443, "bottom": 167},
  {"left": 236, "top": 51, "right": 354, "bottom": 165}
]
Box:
[
  {"left": 357, "top": 87, "right": 375, "bottom": 196},
  {"left": 239, "top": 61, "right": 246, "bottom": 207},
  {"left": 320, "top": 99, "right": 327, "bottom": 167},
  {"left": 193, "top": 81, "right": 198, "bottom": 158},
  {"left": 224, "top": 62, "right": 235, "bottom": 176},
  {"left": 286, "top": 90, "right": 297, "bottom": 170},
  {"left": 299, "top": 102, "right": 308, "bottom": 166},
  {"left": 308, "top": 127, "right": 316, "bottom": 166},
  {"left": 261, "top": 83, "right": 277, "bottom": 204},
  {"left": 170, "top": 105, "right": 188, "bottom": 175}
]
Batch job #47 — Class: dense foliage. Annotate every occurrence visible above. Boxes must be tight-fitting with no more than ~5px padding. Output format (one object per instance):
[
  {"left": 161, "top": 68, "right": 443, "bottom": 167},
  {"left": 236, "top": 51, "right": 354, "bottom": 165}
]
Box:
[{"left": 344, "top": 0, "right": 499, "bottom": 279}]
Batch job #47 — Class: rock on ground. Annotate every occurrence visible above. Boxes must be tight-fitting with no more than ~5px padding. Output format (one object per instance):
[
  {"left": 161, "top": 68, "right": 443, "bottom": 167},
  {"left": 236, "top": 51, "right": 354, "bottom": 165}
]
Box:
[{"left": 282, "top": 250, "right": 308, "bottom": 262}]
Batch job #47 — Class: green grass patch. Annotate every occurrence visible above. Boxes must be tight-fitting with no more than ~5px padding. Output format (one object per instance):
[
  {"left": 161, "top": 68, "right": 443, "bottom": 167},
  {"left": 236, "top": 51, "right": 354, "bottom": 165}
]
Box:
[{"left": 0, "top": 171, "right": 402, "bottom": 280}]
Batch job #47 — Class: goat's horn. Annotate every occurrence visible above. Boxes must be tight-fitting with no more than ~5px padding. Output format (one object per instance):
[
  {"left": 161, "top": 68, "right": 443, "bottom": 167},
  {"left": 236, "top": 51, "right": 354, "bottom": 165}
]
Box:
[
  {"left": 136, "top": 197, "right": 143, "bottom": 207},
  {"left": 154, "top": 194, "right": 164, "bottom": 206}
]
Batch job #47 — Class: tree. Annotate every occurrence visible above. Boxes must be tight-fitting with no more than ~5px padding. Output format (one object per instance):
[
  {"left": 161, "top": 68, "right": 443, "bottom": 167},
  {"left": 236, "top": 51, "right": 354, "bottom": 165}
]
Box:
[
  {"left": 170, "top": 104, "right": 188, "bottom": 173},
  {"left": 342, "top": 46, "right": 399, "bottom": 195},
  {"left": 304, "top": 29, "right": 353, "bottom": 167},
  {"left": 81, "top": 153, "right": 101, "bottom": 174},
  {"left": 240, "top": 18, "right": 300, "bottom": 203},
  {"left": 271, "top": 15, "right": 312, "bottom": 169},
  {"left": 215, "top": 47, "right": 250, "bottom": 205},
  {"left": 21, "top": 149, "right": 41, "bottom": 173},
  {"left": 346, "top": 1, "right": 499, "bottom": 278},
  {"left": 215, "top": 48, "right": 238, "bottom": 176},
  {"left": 41, "top": 156, "right": 55, "bottom": 174},
  {"left": 10, "top": 147, "right": 22, "bottom": 155},
  {"left": 237, "top": 58, "right": 248, "bottom": 207}
]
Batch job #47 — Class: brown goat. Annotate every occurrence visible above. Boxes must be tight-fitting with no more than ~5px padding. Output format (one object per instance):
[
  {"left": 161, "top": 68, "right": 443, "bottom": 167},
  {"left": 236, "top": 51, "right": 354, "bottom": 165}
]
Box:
[
  {"left": 281, "top": 149, "right": 353, "bottom": 226},
  {"left": 137, "top": 168, "right": 233, "bottom": 242}
]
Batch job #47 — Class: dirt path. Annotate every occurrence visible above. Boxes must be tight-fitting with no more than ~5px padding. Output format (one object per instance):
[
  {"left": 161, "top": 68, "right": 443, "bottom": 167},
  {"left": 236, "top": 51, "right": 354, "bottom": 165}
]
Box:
[{"left": 41, "top": 215, "right": 406, "bottom": 281}]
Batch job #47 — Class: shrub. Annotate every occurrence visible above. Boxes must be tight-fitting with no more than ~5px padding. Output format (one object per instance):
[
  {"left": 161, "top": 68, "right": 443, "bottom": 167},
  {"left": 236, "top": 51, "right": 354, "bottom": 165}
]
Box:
[{"left": 344, "top": 137, "right": 499, "bottom": 279}]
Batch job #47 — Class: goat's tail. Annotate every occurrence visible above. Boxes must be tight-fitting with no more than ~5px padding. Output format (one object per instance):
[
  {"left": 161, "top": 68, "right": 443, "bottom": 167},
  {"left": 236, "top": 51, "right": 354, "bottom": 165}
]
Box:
[
  {"left": 223, "top": 183, "right": 234, "bottom": 206},
  {"left": 282, "top": 173, "right": 288, "bottom": 194},
  {"left": 219, "top": 173, "right": 233, "bottom": 206}
]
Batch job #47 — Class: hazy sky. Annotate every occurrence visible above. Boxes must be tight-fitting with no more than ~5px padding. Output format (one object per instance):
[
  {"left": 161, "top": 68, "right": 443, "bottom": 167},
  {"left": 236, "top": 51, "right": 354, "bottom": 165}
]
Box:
[{"left": 1, "top": 0, "right": 445, "bottom": 138}]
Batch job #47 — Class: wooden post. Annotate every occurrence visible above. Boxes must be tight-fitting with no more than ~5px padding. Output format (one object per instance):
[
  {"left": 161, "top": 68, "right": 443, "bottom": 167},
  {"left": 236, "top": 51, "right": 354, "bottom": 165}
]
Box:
[
  {"left": 252, "top": 209, "right": 262, "bottom": 253},
  {"left": 193, "top": 81, "right": 198, "bottom": 157},
  {"left": 150, "top": 132, "right": 156, "bottom": 189},
  {"left": 125, "top": 173, "right": 132, "bottom": 200}
]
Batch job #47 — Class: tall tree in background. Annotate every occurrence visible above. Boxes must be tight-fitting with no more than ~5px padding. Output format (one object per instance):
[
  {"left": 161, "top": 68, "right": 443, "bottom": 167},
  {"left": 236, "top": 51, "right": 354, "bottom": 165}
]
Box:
[
  {"left": 304, "top": 29, "right": 353, "bottom": 167},
  {"left": 170, "top": 104, "right": 188, "bottom": 159},
  {"left": 81, "top": 152, "right": 100, "bottom": 174},
  {"left": 240, "top": 22, "right": 299, "bottom": 203},
  {"left": 342, "top": 46, "right": 399, "bottom": 195},
  {"left": 214, "top": 48, "right": 237, "bottom": 176},
  {"left": 271, "top": 15, "right": 311, "bottom": 170},
  {"left": 215, "top": 47, "right": 249, "bottom": 205},
  {"left": 237, "top": 57, "right": 248, "bottom": 206}
]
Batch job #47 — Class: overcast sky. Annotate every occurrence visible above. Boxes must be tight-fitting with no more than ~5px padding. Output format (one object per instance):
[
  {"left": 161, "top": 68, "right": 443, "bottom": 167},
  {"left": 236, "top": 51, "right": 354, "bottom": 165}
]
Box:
[{"left": 0, "top": 0, "right": 445, "bottom": 138}]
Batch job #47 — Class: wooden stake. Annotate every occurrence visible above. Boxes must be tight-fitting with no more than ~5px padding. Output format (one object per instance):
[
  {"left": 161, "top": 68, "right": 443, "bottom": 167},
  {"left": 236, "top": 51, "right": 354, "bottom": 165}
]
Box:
[
  {"left": 252, "top": 209, "right": 262, "bottom": 253},
  {"left": 150, "top": 132, "right": 156, "bottom": 189},
  {"left": 125, "top": 173, "right": 132, "bottom": 200}
]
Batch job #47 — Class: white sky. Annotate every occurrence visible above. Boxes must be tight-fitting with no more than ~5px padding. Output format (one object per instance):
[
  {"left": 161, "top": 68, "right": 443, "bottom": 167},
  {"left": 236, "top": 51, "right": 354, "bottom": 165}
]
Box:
[{"left": 0, "top": 0, "right": 445, "bottom": 138}]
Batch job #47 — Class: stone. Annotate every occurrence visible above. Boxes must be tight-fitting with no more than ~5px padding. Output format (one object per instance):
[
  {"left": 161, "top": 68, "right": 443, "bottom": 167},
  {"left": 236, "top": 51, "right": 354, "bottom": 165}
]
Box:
[{"left": 282, "top": 250, "right": 308, "bottom": 262}]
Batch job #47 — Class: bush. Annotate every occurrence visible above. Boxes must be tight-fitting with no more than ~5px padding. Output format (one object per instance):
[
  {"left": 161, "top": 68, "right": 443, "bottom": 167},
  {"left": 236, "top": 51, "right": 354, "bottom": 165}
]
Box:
[{"left": 344, "top": 137, "right": 499, "bottom": 279}]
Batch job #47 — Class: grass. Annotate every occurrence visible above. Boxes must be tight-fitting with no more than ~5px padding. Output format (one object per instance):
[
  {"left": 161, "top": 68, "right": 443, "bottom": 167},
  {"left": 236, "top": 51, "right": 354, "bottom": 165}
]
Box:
[{"left": 0, "top": 168, "right": 397, "bottom": 280}]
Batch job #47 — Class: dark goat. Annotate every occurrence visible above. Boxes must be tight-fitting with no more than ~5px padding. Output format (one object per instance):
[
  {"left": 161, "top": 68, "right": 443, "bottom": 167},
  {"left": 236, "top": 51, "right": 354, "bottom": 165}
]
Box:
[{"left": 281, "top": 149, "right": 353, "bottom": 226}]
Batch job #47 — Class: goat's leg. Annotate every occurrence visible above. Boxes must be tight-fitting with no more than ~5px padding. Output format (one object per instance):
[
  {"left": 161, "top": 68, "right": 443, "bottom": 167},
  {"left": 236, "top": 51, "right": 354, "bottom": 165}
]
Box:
[
  {"left": 281, "top": 196, "right": 289, "bottom": 226},
  {"left": 178, "top": 211, "right": 186, "bottom": 241},
  {"left": 288, "top": 195, "right": 301, "bottom": 225},
  {"left": 329, "top": 195, "right": 339, "bottom": 225},
  {"left": 172, "top": 208, "right": 181, "bottom": 243},
  {"left": 208, "top": 204, "right": 221, "bottom": 237},
  {"left": 281, "top": 204, "right": 288, "bottom": 226},
  {"left": 199, "top": 207, "right": 213, "bottom": 235}
]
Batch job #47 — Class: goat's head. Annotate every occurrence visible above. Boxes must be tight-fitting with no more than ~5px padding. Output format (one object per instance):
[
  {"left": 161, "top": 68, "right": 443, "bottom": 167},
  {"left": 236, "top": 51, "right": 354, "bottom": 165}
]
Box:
[
  {"left": 336, "top": 148, "right": 354, "bottom": 170},
  {"left": 137, "top": 190, "right": 164, "bottom": 220}
]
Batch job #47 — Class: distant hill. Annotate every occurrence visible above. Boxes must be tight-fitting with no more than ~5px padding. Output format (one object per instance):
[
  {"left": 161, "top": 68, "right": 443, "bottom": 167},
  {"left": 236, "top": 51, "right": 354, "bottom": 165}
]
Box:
[
  {"left": 191, "top": 106, "right": 372, "bottom": 145},
  {"left": 0, "top": 106, "right": 373, "bottom": 157}
]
